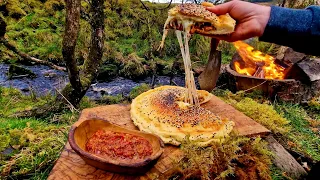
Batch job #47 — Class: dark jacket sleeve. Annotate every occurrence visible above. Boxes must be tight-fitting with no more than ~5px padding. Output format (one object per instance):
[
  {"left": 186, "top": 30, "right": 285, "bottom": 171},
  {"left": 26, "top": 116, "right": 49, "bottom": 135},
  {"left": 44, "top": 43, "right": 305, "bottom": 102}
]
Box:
[{"left": 259, "top": 5, "right": 320, "bottom": 56}]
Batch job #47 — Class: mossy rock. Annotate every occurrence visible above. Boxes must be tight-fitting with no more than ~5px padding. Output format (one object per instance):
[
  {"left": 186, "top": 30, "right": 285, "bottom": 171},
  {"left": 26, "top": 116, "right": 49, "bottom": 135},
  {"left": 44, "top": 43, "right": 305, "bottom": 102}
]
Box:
[
  {"left": 97, "top": 64, "right": 119, "bottom": 82},
  {"left": 7, "top": 64, "right": 36, "bottom": 79}
]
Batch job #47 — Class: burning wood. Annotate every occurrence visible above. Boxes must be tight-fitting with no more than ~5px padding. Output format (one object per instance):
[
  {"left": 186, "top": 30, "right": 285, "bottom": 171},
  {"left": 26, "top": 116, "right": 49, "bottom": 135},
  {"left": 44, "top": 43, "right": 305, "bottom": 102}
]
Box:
[{"left": 232, "top": 41, "right": 287, "bottom": 80}]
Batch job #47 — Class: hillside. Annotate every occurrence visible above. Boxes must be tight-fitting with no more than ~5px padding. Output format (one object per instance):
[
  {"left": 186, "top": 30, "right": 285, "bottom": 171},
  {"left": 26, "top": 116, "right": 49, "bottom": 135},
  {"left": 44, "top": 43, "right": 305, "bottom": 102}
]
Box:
[{"left": 0, "top": 0, "right": 231, "bottom": 81}]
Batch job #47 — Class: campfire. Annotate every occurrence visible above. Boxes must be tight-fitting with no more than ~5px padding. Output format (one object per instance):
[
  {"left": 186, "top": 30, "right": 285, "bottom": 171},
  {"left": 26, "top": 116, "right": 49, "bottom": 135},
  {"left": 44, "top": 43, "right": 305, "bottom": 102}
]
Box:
[
  {"left": 218, "top": 41, "right": 320, "bottom": 103},
  {"left": 232, "top": 41, "right": 287, "bottom": 80}
]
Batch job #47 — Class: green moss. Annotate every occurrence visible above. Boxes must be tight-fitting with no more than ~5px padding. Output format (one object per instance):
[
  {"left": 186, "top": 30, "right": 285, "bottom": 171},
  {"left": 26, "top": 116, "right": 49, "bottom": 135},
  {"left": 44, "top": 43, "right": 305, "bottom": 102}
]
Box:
[
  {"left": 0, "top": 121, "right": 68, "bottom": 178},
  {"left": 98, "top": 94, "right": 127, "bottom": 105},
  {"left": 6, "top": 0, "right": 27, "bottom": 18},
  {"left": 129, "top": 83, "right": 151, "bottom": 99},
  {"left": 307, "top": 96, "right": 320, "bottom": 112},
  {"left": 214, "top": 89, "right": 320, "bottom": 162},
  {"left": 216, "top": 91, "right": 290, "bottom": 134},
  {"left": 0, "top": 87, "right": 84, "bottom": 179},
  {"left": 178, "top": 135, "right": 273, "bottom": 179}
]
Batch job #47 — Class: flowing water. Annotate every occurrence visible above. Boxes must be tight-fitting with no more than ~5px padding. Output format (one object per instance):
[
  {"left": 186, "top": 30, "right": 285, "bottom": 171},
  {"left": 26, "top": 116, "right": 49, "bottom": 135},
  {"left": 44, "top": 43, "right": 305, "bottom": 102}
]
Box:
[{"left": 0, "top": 63, "right": 187, "bottom": 100}]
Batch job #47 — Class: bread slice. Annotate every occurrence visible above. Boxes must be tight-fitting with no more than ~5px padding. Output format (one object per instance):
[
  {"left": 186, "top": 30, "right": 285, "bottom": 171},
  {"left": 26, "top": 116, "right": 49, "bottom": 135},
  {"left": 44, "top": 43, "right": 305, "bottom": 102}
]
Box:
[
  {"left": 159, "top": 3, "right": 236, "bottom": 49},
  {"left": 165, "top": 3, "right": 236, "bottom": 35}
]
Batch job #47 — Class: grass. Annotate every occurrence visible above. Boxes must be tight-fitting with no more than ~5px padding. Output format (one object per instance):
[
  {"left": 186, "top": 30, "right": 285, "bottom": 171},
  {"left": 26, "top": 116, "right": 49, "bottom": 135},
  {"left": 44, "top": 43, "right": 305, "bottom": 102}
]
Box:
[
  {"left": 270, "top": 165, "right": 289, "bottom": 180},
  {"left": 214, "top": 89, "right": 320, "bottom": 164},
  {"left": 0, "top": 84, "right": 154, "bottom": 179},
  {"left": 274, "top": 103, "right": 320, "bottom": 161},
  {"left": 0, "top": 87, "right": 89, "bottom": 179},
  {"left": 0, "top": 118, "right": 68, "bottom": 179},
  {"left": 0, "top": 87, "right": 54, "bottom": 117}
]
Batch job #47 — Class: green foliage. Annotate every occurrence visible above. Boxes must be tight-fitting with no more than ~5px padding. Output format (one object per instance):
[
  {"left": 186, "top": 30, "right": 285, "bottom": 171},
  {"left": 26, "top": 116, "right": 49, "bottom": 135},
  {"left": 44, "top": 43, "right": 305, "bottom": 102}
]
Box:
[
  {"left": 178, "top": 135, "right": 273, "bottom": 180},
  {"left": 250, "top": 37, "right": 279, "bottom": 55},
  {"left": 307, "top": 96, "right": 320, "bottom": 112},
  {"left": 218, "top": 41, "right": 237, "bottom": 64},
  {"left": 6, "top": 0, "right": 27, "bottom": 18},
  {"left": 286, "top": 0, "right": 318, "bottom": 9},
  {"left": 270, "top": 165, "right": 289, "bottom": 180},
  {"left": 119, "top": 53, "right": 147, "bottom": 79},
  {"left": 274, "top": 103, "right": 320, "bottom": 161},
  {"left": 0, "top": 87, "right": 90, "bottom": 179},
  {"left": 216, "top": 90, "right": 290, "bottom": 134},
  {"left": 0, "top": 0, "right": 221, "bottom": 75},
  {"left": 129, "top": 83, "right": 151, "bottom": 99}
]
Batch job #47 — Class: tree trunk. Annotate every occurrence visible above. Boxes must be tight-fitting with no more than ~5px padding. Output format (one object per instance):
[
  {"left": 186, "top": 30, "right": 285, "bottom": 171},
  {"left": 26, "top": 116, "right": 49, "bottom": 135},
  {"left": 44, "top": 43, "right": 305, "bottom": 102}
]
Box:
[
  {"left": 62, "top": 0, "right": 82, "bottom": 106},
  {"left": 61, "top": 0, "right": 105, "bottom": 107},
  {"left": 14, "top": 0, "right": 105, "bottom": 118}
]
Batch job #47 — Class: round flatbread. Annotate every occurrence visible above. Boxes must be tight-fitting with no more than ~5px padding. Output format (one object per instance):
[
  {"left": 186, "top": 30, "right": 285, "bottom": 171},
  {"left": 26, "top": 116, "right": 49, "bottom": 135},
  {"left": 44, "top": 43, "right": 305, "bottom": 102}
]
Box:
[{"left": 130, "top": 86, "right": 235, "bottom": 146}]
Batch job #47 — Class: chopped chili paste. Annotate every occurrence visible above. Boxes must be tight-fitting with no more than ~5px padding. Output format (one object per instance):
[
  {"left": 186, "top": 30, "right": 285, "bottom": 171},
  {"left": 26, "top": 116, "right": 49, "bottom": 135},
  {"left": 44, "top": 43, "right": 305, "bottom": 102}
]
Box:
[{"left": 86, "top": 130, "right": 153, "bottom": 160}]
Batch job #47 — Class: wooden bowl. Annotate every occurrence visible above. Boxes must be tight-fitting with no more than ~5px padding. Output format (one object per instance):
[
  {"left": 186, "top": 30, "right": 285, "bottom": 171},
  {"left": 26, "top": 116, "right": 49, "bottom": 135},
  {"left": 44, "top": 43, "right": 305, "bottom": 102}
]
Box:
[{"left": 68, "top": 119, "right": 165, "bottom": 175}]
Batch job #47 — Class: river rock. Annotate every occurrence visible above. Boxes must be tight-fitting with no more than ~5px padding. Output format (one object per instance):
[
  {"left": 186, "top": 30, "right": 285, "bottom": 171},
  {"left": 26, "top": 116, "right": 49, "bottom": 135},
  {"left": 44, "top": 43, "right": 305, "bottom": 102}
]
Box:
[
  {"left": 43, "top": 70, "right": 58, "bottom": 78},
  {"left": 7, "top": 64, "right": 36, "bottom": 79}
]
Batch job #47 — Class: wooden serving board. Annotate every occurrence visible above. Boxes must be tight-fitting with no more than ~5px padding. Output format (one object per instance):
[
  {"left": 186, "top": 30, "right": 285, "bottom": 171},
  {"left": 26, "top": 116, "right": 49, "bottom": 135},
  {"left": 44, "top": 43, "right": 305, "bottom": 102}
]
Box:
[{"left": 48, "top": 96, "right": 270, "bottom": 180}]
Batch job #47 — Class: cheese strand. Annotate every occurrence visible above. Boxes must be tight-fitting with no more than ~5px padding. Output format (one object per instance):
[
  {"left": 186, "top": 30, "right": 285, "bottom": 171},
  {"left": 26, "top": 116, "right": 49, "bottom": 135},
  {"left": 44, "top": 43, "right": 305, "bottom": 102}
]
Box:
[{"left": 175, "top": 29, "right": 199, "bottom": 106}]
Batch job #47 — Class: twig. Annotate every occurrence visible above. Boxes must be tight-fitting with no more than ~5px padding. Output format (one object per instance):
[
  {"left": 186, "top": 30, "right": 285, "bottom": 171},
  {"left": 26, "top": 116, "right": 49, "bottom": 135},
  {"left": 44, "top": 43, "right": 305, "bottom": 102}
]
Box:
[
  {"left": 242, "top": 80, "right": 267, "bottom": 93},
  {"left": 156, "top": 0, "right": 173, "bottom": 10},
  {"left": 213, "top": 83, "right": 227, "bottom": 90},
  {"left": 54, "top": 87, "right": 79, "bottom": 113},
  {"left": 171, "top": 80, "right": 178, "bottom": 86},
  {"left": 140, "top": 0, "right": 150, "bottom": 11}
]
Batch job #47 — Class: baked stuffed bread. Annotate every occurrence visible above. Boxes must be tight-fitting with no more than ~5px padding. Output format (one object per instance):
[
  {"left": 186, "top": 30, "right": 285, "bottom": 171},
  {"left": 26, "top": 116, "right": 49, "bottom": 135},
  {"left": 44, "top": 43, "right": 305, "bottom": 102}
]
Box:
[
  {"left": 159, "top": 2, "right": 236, "bottom": 49},
  {"left": 130, "top": 86, "right": 235, "bottom": 146},
  {"left": 166, "top": 3, "right": 235, "bottom": 35}
]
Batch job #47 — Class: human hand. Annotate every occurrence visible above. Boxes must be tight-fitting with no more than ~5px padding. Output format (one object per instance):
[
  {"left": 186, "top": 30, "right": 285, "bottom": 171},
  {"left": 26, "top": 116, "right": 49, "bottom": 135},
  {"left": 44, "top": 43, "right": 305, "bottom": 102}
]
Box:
[{"left": 206, "top": 0, "right": 271, "bottom": 42}]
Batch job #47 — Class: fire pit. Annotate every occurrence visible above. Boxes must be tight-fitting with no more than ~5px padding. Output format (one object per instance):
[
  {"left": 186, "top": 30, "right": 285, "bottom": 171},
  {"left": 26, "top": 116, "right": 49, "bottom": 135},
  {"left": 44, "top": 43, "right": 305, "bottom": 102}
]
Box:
[{"left": 220, "top": 41, "right": 320, "bottom": 103}]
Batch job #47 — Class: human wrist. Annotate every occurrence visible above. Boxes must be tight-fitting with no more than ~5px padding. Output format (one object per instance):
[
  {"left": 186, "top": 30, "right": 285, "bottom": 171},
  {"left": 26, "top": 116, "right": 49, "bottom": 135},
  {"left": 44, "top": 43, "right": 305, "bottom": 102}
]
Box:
[{"left": 257, "top": 6, "right": 271, "bottom": 37}]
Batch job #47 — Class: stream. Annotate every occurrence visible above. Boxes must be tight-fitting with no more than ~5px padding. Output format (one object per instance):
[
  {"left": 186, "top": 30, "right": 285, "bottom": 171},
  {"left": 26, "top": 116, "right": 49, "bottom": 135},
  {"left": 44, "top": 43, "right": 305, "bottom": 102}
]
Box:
[{"left": 0, "top": 63, "right": 187, "bottom": 100}]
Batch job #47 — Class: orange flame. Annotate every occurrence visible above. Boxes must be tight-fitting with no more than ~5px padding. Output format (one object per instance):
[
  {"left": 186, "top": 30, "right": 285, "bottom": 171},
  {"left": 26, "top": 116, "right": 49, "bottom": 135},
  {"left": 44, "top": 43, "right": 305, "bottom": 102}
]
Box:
[{"left": 232, "top": 41, "right": 285, "bottom": 79}]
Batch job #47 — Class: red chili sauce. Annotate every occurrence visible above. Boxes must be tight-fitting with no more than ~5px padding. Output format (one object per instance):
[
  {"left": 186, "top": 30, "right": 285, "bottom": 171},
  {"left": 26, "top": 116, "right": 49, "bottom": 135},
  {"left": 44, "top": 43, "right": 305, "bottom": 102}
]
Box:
[{"left": 86, "top": 130, "right": 153, "bottom": 160}]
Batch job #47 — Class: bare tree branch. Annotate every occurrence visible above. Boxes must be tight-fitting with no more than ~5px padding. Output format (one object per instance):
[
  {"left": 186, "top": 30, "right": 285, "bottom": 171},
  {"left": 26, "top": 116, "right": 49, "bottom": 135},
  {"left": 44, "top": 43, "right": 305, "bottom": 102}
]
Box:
[
  {"left": 156, "top": 0, "right": 174, "bottom": 10},
  {"left": 83, "top": 0, "right": 105, "bottom": 85},
  {"left": 0, "top": 38, "right": 66, "bottom": 71}
]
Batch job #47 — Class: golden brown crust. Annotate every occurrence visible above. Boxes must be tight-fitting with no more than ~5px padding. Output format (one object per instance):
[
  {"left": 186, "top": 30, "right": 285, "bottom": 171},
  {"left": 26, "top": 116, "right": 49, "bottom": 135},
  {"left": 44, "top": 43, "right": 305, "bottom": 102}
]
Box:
[
  {"left": 130, "top": 86, "right": 235, "bottom": 146},
  {"left": 177, "top": 4, "right": 219, "bottom": 22},
  {"left": 166, "top": 3, "right": 236, "bottom": 35}
]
